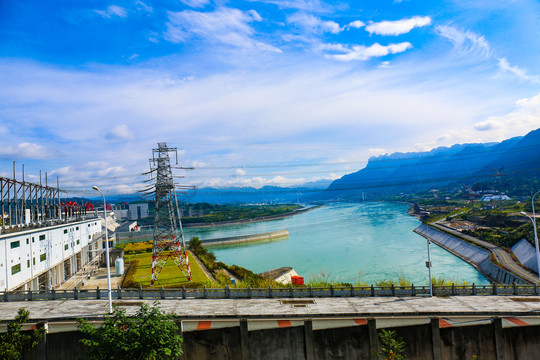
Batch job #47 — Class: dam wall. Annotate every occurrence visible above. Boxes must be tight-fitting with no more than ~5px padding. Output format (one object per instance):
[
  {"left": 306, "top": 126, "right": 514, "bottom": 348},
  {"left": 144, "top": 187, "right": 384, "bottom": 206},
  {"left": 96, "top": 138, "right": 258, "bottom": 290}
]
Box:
[
  {"left": 201, "top": 229, "right": 289, "bottom": 247},
  {"left": 414, "top": 224, "right": 527, "bottom": 284}
]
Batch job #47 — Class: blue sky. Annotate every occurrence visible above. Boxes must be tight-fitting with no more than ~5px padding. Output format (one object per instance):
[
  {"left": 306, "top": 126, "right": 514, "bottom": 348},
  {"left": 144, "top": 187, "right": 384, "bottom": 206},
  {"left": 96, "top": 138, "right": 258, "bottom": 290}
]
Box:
[{"left": 1, "top": 0, "right": 540, "bottom": 194}]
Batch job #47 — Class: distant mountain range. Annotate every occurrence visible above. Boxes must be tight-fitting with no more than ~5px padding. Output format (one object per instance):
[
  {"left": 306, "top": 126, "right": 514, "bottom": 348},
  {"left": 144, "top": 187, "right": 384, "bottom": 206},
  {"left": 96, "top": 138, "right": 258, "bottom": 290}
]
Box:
[{"left": 318, "top": 128, "right": 540, "bottom": 200}]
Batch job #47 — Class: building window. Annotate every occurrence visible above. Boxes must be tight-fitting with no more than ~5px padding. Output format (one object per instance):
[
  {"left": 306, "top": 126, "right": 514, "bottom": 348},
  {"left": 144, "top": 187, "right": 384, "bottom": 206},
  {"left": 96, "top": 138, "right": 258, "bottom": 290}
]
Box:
[
  {"left": 33, "top": 258, "right": 35, "bottom": 265},
  {"left": 26, "top": 238, "right": 29, "bottom": 244},
  {"left": 39, "top": 235, "right": 46, "bottom": 241},
  {"left": 88, "top": 235, "right": 91, "bottom": 240},
  {"left": 64, "top": 244, "right": 68, "bottom": 250},
  {"left": 76, "top": 226, "right": 79, "bottom": 231},
  {"left": 77, "top": 239, "right": 80, "bottom": 245},
  {"left": 27, "top": 260, "right": 30, "bottom": 268},
  {"left": 64, "top": 229, "right": 68, "bottom": 234},
  {"left": 11, "top": 264, "right": 21, "bottom": 275},
  {"left": 32, "top": 237, "right": 35, "bottom": 243},
  {"left": 40, "top": 254, "right": 47, "bottom": 262},
  {"left": 10, "top": 241, "right": 20, "bottom": 249}
]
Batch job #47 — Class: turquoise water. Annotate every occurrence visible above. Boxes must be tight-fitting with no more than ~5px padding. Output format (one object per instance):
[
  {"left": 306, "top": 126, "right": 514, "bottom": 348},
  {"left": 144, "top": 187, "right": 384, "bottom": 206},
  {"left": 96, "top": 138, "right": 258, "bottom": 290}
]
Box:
[{"left": 184, "top": 202, "right": 489, "bottom": 285}]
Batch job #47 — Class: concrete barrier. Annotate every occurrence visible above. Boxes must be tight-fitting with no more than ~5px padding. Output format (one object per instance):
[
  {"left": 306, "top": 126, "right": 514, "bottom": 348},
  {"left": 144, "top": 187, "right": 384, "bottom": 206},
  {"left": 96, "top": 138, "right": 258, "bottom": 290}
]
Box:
[
  {"left": 202, "top": 229, "right": 289, "bottom": 247},
  {"left": 415, "top": 224, "right": 529, "bottom": 285},
  {"left": 512, "top": 238, "right": 538, "bottom": 273}
]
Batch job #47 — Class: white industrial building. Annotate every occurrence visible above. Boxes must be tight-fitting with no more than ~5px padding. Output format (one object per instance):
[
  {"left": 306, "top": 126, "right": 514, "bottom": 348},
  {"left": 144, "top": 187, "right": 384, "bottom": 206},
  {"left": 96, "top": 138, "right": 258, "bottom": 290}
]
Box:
[
  {"left": 128, "top": 203, "right": 149, "bottom": 220},
  {"left": 0, "top": 218, "right": 102, "bottom": 291}
]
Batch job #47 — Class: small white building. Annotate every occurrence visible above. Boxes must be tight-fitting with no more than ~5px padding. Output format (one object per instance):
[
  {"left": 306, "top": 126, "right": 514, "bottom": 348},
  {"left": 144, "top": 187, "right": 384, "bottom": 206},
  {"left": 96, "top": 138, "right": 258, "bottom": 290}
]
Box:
[
  {"left": 0, "top": 218, "right": 102, "bottom": 291},
  {"left": 481, "top": 195, "right": 511, "bottom": 201},
  {"left": 128, "top": 203, "right": 149, "bottom": 220}
]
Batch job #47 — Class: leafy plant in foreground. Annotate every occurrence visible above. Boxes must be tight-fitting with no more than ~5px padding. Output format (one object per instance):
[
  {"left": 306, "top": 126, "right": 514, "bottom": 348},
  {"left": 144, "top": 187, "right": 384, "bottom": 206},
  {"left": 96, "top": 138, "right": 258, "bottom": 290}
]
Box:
[
  {"left": 78, "top": 302, "right": 182, "bottom": 360},
  {"left": 376, "top": 329, "right": 407, "bottom": 360},
  {"left": 0, "top": 308, "right": 45, "bottom": 360}
]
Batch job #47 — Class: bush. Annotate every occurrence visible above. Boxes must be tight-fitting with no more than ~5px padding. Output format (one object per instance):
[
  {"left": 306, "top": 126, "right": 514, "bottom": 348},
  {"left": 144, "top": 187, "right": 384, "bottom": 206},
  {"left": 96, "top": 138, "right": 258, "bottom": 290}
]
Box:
[{"left": 78, "top": 302, "right": 182, "bottom": 360}]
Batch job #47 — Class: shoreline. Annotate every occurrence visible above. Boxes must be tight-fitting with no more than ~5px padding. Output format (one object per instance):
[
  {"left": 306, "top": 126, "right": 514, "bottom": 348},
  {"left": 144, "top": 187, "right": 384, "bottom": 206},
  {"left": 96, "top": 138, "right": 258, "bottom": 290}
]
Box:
[{"left": 183, "top": 204, "right": 324, "bottom": 228}]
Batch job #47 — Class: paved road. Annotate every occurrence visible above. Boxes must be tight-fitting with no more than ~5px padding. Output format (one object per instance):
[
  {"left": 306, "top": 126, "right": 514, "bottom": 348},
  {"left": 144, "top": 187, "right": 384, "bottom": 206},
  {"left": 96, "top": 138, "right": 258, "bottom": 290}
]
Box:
[{"left": 432, "top": 222, "right": 539, "bottom": 284}]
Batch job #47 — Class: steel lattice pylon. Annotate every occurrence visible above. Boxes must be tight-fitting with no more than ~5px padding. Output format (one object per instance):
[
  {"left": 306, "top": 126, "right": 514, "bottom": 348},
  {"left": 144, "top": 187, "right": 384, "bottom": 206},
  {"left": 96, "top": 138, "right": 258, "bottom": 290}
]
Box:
[{"left": 148, "top": 143, "right": 191, "bottom": 285}]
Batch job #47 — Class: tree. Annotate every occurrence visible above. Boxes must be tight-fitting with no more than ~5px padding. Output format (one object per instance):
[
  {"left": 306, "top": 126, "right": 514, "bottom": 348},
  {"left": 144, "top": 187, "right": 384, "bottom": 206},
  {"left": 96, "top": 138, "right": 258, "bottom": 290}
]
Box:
[
  {"left": 188, "top": 236, "right": 202, "bottom": 252},
  {"left": 78, "top": 302, "right": 182, "bottom": 360},
  {"left": 0, "top": 308, "right": 45, "bottom": 360}
]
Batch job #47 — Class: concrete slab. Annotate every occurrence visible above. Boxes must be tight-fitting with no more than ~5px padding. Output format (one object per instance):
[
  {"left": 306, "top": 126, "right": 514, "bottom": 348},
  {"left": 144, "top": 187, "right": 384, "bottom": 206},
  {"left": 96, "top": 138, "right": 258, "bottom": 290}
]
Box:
[{"left": 1, "top": 296, "right": 540, "bottom": 321}]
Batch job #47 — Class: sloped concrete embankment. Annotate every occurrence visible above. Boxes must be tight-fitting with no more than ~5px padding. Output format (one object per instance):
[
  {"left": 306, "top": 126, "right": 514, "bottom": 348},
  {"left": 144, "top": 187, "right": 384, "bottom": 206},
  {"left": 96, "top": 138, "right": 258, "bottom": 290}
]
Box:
[
  {"left": 512, "top": 238, "right": 539, "bottom": 273},
  {"left": 414, "top": 224, "right": 527, "bottom": 284},
  {"left": 201, "top": 230, "right": 289, "bottom": 247}
]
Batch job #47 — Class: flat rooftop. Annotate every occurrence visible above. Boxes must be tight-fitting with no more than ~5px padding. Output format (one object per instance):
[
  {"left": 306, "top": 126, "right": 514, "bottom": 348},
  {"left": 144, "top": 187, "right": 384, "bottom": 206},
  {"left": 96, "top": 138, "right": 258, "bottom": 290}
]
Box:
[{"left": 2, "top": 296, "right": 540, "bottom": 321}]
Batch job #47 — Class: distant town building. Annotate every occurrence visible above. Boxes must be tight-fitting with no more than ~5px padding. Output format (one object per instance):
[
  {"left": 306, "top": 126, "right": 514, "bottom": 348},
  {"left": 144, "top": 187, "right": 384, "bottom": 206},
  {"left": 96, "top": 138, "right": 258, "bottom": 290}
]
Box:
[
  {"left": 128, "top": 203, "right": 149, "bottom": 220},
  {"left": 481, "top": 195, "right": 511, "bottom": 201}
]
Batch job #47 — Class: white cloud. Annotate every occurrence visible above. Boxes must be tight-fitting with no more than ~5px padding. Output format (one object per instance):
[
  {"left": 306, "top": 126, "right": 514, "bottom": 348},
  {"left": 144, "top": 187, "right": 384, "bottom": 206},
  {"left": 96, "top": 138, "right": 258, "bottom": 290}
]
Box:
[
  {"left": 328, "top": 42, "right": 412, "bottom": 61},
  {"left": 50, "top": 166, "right": 71, "bottom": 176},
  {"left": 365, "top": 16, "right": 431, "bottom": 36},
  {"left": 436, "top": 25, "right": 491, "bottom": 59},
  {"left": 248, "top": 0, "right": 331, "bottom": 12},
  {"left": 106, "top": 124, "right": 134, "bottom": 140},
  {"left": 0, "top": 142, "right": 53, "bottom": 160},
  {"left": 497, "top": 57, "right": 540, "bottom": 84},
  {"left": 347, "top": 20, "right": 365, "bottom": 29},
  {"left": 135, "top": 0, "right": 153, "bottom": 12},
  {"left": 165, "top": 7, "right": 281, "bottom": 52},
  {"left": 236, "top": 168, "right": 247, "bottom": 175},
  {"left": 95, "top": 5, "right": 127, "bottom": 18},
  {"left": 288, "top": 13, "right": 343, "bottom": 34},
  {"left": 180, "top": 0, "right": 210, "bottom": 8}
]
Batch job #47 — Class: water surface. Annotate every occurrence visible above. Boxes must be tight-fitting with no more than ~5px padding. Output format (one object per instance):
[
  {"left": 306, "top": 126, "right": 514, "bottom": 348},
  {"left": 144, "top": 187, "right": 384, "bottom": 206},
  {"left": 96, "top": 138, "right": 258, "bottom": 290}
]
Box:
[{"left": 184, "top": 202, "right": 489, "bottom": 285}]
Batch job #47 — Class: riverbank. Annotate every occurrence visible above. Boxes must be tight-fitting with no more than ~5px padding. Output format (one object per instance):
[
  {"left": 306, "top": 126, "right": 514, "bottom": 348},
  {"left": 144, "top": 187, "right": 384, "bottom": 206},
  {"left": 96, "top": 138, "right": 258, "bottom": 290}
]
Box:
[{"left": 183, "top": 205, "right": 323, "bottom": 228}]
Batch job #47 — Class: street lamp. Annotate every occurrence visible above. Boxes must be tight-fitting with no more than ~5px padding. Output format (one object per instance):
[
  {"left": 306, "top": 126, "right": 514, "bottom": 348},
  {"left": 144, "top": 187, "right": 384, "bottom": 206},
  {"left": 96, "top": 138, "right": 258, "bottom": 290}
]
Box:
[
  {"left": 92, "top": 186, "right": 113, "bottom": 313},
  {"left": 520, "top": 208, "right": 540, "bottom": 280},
  {"left": 427, "top": 239, "right": 433, "bottom": 297}
]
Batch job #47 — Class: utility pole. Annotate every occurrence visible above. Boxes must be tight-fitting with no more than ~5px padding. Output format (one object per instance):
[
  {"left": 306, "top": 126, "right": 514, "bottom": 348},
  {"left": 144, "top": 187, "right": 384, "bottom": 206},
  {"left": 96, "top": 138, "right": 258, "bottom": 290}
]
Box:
[{"left": 145, "top": 143, "right": 192, "bottom": 285}]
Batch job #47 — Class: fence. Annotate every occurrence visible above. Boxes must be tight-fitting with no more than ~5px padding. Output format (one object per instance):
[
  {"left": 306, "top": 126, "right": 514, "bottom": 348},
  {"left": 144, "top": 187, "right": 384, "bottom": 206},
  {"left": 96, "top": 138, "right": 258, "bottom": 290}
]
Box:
[{"left": 2, "top": 283, "right": 540, "bottom": 302}]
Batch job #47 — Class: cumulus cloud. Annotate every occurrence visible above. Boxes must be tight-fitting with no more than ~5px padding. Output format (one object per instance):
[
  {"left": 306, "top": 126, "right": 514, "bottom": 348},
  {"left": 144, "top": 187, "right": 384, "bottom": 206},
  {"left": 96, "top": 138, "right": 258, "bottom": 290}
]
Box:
[
  {"left": 0, "top": 143, "right": 53, "bottom": 160},
  {"left": 287, "top": 13, "right": 343, "bottom": 34},
  {"left": 347, "top": 20, "right": 365, "bottom": 29},
  {"left": 497, "top": 57, "right": 540, "bottom": 84},
  {"left": 236, "top": 168, "right": 247, "bottom": 175},
  {"left": 436, "top": 25, "right": 491, "bottom": 59},
  {"left": 106, "top": 124, "right": 135, "bottom": 140},
  {"left": 165, "top": 7, "right": 281, "bottom": 52},
  {"left": 365, "top": 16, "right": 431, "bottom": 36},
  {"left": 327, "top": 42, "right": 412, "bottom": 61},
  {"left": 95, "top": 5, "right": 127, "bottom": 18}
]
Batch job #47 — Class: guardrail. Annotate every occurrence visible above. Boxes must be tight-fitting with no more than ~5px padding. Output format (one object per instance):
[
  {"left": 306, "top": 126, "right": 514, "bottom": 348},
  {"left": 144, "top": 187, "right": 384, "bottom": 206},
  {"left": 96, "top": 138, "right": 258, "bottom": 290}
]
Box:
[{"left": 2, "top": 283, "right": 540, "bottom": 302}]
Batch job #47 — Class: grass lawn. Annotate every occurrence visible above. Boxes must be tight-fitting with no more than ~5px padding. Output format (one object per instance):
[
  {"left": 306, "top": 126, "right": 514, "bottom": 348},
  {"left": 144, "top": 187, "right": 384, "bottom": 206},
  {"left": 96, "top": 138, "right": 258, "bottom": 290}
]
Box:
[{"left": 123, "top": 250, "right": 209, "bottom": 288}]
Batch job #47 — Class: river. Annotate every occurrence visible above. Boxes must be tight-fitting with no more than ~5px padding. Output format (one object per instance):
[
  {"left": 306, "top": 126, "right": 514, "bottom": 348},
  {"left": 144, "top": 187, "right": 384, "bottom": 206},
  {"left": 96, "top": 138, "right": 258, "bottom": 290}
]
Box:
[{"left": 183, "top": 202, "right": 489, "bottom": 285}]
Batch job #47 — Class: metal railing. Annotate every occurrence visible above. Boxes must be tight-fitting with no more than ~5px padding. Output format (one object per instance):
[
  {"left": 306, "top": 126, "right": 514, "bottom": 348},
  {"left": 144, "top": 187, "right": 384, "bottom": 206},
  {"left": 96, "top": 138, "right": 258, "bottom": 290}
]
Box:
[{"left": 2, "top": 283, "right": 539, "bottom": 302}]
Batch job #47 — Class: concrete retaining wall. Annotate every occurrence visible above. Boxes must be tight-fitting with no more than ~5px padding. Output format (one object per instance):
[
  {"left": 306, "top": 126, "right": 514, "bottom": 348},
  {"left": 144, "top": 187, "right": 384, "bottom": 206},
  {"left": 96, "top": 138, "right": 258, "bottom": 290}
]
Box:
[
  {"left": 414, "top": 224, "right": 527, "bottom": 285},
  {"left": 511, "top": 238, "right": 538, "bottom": 273},
  {"left": 415, "top": 224, "right": 490, "bottom": 264},
  {"left": 202, "top": 230, "right": 289, "bottom": 247},
  {"left": 24, "top": 318, "right": 540, "bottom": 360}
]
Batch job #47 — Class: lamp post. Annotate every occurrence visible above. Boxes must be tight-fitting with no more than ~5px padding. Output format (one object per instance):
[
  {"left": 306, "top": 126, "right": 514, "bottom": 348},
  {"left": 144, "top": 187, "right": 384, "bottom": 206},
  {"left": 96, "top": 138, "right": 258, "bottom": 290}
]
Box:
[
  {"left": 427, "top": 239, "right": 433, "bottom": 297},
  {"left": 520, "top": 208, "right": 540, "bottom": 281},
  {"left": 92, "top": 186, "right": 112, "bottom": 313}
]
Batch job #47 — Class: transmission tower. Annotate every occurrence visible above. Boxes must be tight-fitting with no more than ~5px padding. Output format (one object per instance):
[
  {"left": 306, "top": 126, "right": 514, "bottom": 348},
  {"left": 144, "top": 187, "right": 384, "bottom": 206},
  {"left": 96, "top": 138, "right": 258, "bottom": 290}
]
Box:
[{"left": 143, "top": 143, "right": 193, "bottom": 285}]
